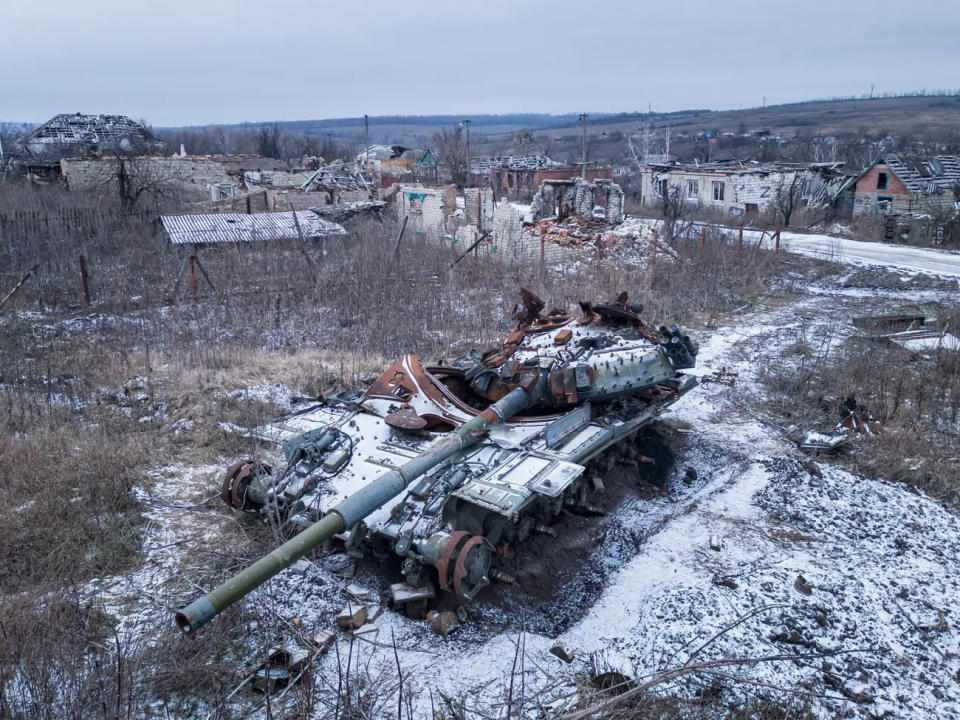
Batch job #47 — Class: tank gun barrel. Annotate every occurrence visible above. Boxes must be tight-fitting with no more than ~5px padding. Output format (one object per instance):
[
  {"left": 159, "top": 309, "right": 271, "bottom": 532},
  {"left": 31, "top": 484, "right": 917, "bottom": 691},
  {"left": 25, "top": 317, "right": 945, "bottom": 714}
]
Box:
[{"left": 175, "top": 386, "right": 533, "bottom": 634}]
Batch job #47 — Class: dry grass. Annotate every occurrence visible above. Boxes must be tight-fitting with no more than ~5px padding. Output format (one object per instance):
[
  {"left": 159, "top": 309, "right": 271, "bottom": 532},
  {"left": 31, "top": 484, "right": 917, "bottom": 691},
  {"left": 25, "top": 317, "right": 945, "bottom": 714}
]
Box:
[
  {"left": 761, "top": 324, "right": 960, "bottom": 499},
  {"left": 0, "top": 183, "right": 836, "bottom": 717}
]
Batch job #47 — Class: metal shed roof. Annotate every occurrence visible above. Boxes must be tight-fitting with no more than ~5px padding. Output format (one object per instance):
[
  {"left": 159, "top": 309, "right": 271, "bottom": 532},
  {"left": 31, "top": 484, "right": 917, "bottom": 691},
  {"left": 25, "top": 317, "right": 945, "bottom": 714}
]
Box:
[{"left": 161, "top": 211, "right": 346, "bottom": 245}]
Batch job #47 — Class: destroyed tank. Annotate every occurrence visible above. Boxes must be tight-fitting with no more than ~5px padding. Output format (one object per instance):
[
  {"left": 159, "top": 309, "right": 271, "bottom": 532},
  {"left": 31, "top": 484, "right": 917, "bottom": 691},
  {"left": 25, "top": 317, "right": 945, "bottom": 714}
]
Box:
[{"left": 176, "top": 289, "right": 698, "bottom": 633}]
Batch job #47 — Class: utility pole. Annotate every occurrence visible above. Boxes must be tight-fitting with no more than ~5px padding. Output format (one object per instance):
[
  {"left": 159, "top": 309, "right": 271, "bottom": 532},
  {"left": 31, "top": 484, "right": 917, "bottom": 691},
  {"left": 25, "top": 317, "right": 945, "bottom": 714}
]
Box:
[
  {"left": 580, "top": 113, "right": 588, "bottom": 179},
  {"left": 364, "top": 114, "right": 369, "bottom": 170},
  {"left": 461, "top": 119, "right": 471, "bottom": 188}
]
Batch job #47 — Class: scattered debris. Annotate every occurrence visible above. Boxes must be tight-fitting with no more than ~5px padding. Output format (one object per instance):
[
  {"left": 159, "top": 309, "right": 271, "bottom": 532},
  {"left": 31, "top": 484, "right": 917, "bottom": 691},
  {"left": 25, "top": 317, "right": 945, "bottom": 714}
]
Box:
[
  {"left": 390, "top": 582, "right": 435, "bottom": 619},
  {"left": 310, "top": 629, "right": 335, "bottom": 654},
  {"left": 336, "top": 604, "right": 367, "bottom": 629},
  {"left": 711, "top": 574, "right": 739, "bottom": 590},
  {"left": 345, "top": 583, "right": 373, "bottom": 600},
  {"left": 250, "top": 645, "right": 310, "bottom": 694},
  {"left": 800, "top": 396, "right": 881, "bottom": 453},
  {"left": 351, "top": 623, "right": 379, "bottom": 638},
  {"left": 429, "top": 610, "right": 460, "bottom": 637},
  {"left": 852, "top": 313, "right": 926, "bottom": 333},
  {"left": 794, "top": 574, "right": 814, "bottom": 596},
  {"left": 709, "top": 534, "right": 723, "bottom": 551},
  {"left": 701, "top": 367, "right": 738, "bottom": 386},
  {"left": 549, "top": 645, "right": 575, "bottom": 663}
]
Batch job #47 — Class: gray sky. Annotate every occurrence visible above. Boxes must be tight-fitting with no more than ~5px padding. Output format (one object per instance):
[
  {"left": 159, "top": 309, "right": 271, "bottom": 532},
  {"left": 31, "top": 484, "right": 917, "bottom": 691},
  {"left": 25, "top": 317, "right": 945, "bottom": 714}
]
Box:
[{"left": 2, "top": 0, "right": 957, "bottom": 126}]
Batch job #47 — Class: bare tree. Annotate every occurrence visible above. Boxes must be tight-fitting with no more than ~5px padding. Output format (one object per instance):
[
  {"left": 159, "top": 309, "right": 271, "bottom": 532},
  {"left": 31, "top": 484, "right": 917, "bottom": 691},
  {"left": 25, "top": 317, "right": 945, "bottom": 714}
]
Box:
[
  {"left": 112, "top": 156, "right": 179, "bottom": 209},
  {"left": 256, "top": 124, "right": 286, "bottom": 159},
  {"left": 659, "top": 184, "right": 690, "bottom": 243},
  {"left": 513, "top": 130, "right": 537, "bottom": 156},
  {"left": 775, "top": 173, "right": 806, "bottom": 228},
  {"left": 433, "top": 127, "right": 467, "bottom": 187}
]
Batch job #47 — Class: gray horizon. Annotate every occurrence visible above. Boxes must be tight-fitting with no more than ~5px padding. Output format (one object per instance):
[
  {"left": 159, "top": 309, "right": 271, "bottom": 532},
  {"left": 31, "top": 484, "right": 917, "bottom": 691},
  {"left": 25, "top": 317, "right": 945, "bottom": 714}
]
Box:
[{"left": 1, "top": 0, "right": 957, "bottom": 127}]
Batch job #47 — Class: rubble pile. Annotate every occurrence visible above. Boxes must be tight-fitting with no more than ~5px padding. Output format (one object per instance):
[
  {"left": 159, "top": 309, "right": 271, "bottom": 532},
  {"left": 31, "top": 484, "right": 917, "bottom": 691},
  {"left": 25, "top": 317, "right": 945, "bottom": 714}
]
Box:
[{"left": 531, "top": 215, "right": 620, "bottom": 249}]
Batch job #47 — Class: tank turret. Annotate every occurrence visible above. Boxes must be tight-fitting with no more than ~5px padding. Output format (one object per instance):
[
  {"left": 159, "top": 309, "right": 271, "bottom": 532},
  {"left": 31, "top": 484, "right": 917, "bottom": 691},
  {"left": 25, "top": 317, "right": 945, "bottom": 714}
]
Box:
[{"left": 176, "top": 289, "right": 698, "bottom": 633}]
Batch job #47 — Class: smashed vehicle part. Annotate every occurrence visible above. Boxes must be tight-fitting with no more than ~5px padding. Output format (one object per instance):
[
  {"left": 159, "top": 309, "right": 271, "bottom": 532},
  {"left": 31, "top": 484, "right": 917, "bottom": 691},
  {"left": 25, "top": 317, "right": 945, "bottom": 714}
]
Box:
[
  {"left": 800, "top": 396, "right": 882, "bottom": 453},
  {"left": 176, "top": 289, "right": 698, "bottom": 633},
  {"left": 250, "top": 646, "right": 311, "bottom": 694}
]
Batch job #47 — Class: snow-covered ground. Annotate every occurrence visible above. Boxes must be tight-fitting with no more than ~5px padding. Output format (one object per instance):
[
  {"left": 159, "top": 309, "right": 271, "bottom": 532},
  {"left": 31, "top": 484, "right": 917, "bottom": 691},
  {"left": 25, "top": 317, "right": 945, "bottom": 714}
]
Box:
[
  {"left": 778, "top": 231, "right": 960, "bottom": 278},
  {"left": 632, "top": 216, "right": 960, "bottom": 279},
  {"left": 78, "top": 254, "right": 960, "bottom": 719}
]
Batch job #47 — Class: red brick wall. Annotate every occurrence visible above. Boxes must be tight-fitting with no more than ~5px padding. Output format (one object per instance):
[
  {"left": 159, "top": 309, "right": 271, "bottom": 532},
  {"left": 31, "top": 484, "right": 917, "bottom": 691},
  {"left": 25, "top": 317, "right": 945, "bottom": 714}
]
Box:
[
  {"left": 533, "top": 167, "right": 613, "bottom": 185},
  {"left": 854, "top": 165, "right": 909, "bottom": 196}
]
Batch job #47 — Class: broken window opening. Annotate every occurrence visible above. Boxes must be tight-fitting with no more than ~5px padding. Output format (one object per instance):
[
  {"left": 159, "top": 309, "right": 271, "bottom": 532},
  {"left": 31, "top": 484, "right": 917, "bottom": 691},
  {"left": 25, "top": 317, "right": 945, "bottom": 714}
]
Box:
[
  {"left": 655, "top": 178, "right": 668, "bottom": 197},
  {"left": 876, "top": 196, "right": 893, "bottom": 212},
  {"left": 686, "top": 180, "right": 699, "bottom": 200},
  {"left": 876, "top": 172, "right": 889, "bottom": 191},
  {"left": 712, "top": 180, "right": 725, "bottom": 202}
]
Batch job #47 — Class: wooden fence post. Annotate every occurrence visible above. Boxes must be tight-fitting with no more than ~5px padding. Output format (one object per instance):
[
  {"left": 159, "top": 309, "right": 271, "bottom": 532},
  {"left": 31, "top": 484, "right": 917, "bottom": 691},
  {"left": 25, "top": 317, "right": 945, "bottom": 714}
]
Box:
[
  {"left": 738, "top": 223, "right": 743, "bottom": 251},
  {"left": 189, "top": 255, "right": 198, "bottom": 297},
  {"left": 699, "top": 226, "right": 706, "bottom": 251},
  {"left": 775, "top": 224, "right": 781, "bottom": 253},
  {"left": 78, "top": 254, "right": 91, "bottom": 306}
]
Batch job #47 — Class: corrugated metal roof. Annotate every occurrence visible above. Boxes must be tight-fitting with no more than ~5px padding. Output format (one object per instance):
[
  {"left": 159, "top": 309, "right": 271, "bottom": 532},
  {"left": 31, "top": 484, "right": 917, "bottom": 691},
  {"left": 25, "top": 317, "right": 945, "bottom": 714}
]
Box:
[{"left": 161, "top": 211, "right": 346, "bottom": 245}]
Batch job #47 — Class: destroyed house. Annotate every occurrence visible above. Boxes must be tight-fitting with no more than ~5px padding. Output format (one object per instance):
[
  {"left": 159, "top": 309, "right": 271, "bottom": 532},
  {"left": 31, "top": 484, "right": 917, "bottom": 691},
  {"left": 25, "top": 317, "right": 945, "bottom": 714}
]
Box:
[
  {"left": 357, "top": 145, "right": 436, "bottom": 185},
  {"left": 639, "top": 160, "right": 850, "bottom": 216},
  {"left": 61, "top": 154, "right": 292, "bottom": 202},
  {"left": 471, "top": 156, "right": 613, "bottom": 202},
  {"left": 14, "top": 114, "right": 164, "bottom": 177},
  {"left": 852, "top": 153, "right": 960, "bottom": 217},
  {"left": 300, "top": 162, "right": 371, "bottom": 203}
]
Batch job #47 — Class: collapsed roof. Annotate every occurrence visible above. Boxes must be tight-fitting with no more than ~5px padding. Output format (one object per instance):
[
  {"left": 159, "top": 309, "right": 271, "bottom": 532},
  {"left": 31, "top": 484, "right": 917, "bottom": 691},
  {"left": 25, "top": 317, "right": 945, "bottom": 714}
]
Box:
[
  {"left": 16, "top": 113, "right": 163, "bottom": 158},
  {"left": 470, "top": 155, "right": 559, "bottom": 174},
  {"left": 878, "top": 153, "right": 960, "bottom": 195},
  {"left": 300, "top": 162, "right": 370, "bottom": 193}
]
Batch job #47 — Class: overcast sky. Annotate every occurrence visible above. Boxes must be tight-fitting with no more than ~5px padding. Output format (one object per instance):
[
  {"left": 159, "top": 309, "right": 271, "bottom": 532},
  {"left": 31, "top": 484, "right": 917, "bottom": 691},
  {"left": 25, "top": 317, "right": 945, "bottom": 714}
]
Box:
[{"left": 2, "top": 0, "right": 957, "bottom": 126}]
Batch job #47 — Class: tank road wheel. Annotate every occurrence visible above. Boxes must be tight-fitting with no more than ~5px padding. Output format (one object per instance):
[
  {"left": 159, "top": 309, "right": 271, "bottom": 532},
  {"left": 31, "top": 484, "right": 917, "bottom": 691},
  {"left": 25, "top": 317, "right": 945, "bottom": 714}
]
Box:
[
  {"left": 435, "top": 531, "right": 493, "bottom": 600},
  {"left": 221, "top": 460, "right": 270, "bottom": 511}
]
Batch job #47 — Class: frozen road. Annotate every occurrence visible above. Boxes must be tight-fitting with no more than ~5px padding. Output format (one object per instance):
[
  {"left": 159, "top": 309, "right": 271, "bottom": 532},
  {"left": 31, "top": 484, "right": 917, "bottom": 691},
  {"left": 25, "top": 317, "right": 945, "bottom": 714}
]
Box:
[{"left": 777, "top": 230, "right": 960, "bottom": 278}]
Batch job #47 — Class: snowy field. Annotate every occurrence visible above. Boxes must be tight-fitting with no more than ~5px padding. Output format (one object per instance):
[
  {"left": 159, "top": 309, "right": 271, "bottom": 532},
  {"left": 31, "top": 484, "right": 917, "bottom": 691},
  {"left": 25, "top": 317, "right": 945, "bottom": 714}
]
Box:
[
  {"left": 69, "top": 245, "right": 960, "bottom": 720},
  {"left": 13, "top": 217, "right": 945, "bottom": 719}
]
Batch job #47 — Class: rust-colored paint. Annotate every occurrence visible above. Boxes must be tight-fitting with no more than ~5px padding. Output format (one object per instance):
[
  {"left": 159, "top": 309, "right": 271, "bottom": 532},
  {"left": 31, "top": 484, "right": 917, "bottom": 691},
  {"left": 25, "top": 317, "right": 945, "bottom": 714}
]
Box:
[
  {"left": 452, "top": 534, "right": 486, "bottom": 597},
  {"left": 554, "top": 328, "right": 573, "bottom": 345},
  {"left": 435, "top": 530, "right": 471, "bottom": 592}
]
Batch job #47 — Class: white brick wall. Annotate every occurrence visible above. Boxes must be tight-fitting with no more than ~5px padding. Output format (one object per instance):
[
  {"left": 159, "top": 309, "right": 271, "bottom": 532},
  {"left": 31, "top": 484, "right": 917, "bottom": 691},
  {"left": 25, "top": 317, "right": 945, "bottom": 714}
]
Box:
[{"left": 396, "top": 185, "right": 447, "bottom": 236}]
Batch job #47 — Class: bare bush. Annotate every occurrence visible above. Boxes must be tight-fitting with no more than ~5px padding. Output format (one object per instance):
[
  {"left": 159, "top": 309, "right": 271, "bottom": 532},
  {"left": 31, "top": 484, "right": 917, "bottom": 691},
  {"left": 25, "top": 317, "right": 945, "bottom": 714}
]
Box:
[{"left": 761, "top": 328, "right": 960, "bottom": 498}]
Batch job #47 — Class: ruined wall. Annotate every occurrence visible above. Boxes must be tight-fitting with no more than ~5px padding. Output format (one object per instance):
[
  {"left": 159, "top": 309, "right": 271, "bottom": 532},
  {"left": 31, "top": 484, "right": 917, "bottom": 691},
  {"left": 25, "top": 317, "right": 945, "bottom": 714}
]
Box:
[
  {"left": 449, "top": 227, "right": 581, "bottom": 266},
  {"left": 61, "top": 156, "right": 289, "bottom": 202},
  {"left": 530, "top": 179, "right": 624, "bottom": 224},
  {"left": 397, "top": 185, "right": 447, "bottom": 236},
  {"left": 464, "top": 187, "right": 494, "bottom": 229},
  {"left": 206, "top": 189, "right": 335, "bottom": 213}
]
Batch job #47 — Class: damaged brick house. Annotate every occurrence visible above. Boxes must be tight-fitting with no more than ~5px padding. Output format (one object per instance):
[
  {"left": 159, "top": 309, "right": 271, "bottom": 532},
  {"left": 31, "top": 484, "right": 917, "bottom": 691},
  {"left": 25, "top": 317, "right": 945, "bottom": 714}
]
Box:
[
  {"left": 851, "top": 153, "right": 960, "bottom": 217},
  {"left": 639, "top": 160, "right": 851, "bottom": 217},
  {"left": 471, "top": 155, "right": 614, "bottom": 202}
]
